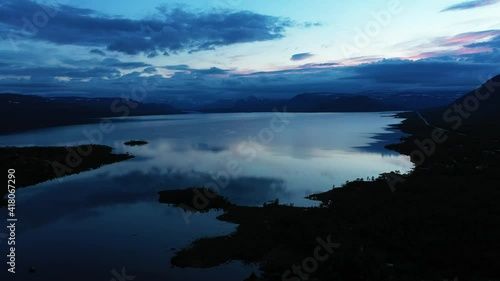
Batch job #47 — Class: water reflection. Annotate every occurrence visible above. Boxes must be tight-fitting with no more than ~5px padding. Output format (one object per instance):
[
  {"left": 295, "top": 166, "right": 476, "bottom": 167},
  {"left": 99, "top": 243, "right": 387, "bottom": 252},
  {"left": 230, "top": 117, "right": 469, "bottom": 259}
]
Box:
[
  {"left": 0, "top": 112, "right": 413, "bottom": 280},
  {"left": 107, "top": 136, "right": 411, "bottom": 206},
  {"left": 11, "top": 167, "right": 292, "bottom": 234}
]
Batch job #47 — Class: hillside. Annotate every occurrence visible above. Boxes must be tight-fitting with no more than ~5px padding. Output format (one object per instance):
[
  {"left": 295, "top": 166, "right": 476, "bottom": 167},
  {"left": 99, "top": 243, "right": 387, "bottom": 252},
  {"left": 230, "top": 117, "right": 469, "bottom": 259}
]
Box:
[
  {"left": 0, "top": 94, "right": 180, "bottom": 135},
  {"left": 420, "top": 75, "right": 500, "bottom": 137}
]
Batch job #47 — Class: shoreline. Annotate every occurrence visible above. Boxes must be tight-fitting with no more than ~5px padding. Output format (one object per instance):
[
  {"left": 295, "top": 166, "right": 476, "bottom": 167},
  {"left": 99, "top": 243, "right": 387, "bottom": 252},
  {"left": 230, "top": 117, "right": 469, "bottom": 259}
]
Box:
[
  {"left": 159, "top": 111, "right": 500, "bottom": 281},
  {"left": 2, "top": 111, "right": 499, "bottom": 280},
  {"left": 0, "top": 110, "right": 407, "bottom": 136},
  {"left": 0, "top": 144, "right": 134, "bottom": 206}
]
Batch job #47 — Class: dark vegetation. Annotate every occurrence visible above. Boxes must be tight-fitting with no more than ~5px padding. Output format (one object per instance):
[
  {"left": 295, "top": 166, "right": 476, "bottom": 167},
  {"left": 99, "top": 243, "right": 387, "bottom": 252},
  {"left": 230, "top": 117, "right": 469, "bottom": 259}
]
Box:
[
  {"left": 159, "top": 75, "right": 500, "bottom": 281},
  {"left": 158, "top": 187, "right": 232, "bottom": 212},
  {"left": 0, "top": 145, "right": 133, "bottom": 204},
  {"left": 124, "top": 140, "right": 149, "bottom": 146},
  {"left": 0, "top": 94, "right": 180, "bottom": 135},
  {"left": 420, "top": 74, "right": 500, "bottom": 137}
]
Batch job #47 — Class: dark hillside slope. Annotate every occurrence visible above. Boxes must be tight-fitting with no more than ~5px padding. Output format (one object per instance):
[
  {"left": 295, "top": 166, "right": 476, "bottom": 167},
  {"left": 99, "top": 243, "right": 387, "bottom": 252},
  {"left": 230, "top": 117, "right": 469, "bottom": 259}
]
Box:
[
  {"left": 420, "top": 75, "right": 500, "bottom": 137},
  {"left": 0, "top": 94, "right": 180, "bottom": 135}
]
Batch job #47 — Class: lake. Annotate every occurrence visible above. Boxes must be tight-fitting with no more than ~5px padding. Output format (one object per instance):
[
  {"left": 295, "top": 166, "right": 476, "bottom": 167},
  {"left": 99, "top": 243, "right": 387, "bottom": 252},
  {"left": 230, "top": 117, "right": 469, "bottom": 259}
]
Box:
[{"left": 0, "top": 112, "right": 413, "bottom": 281}]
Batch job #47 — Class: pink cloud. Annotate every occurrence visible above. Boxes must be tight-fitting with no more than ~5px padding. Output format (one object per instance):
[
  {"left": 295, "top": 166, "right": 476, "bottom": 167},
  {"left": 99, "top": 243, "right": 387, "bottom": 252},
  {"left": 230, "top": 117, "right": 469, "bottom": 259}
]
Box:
[
  {"left": 436, "top": 30, "right": 500, "bottom": 46},
  {"left": 409, "top": 46, "right": 493, "bottom": 60},
  {"left": 403, "top": 30, "right": 499, "bottom": 60}
]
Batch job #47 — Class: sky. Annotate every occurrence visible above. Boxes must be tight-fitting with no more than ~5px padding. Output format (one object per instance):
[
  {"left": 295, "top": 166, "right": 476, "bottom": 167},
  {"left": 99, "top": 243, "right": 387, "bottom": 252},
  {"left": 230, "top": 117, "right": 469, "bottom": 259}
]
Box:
[{"left": 0, "top": 0, "right": 499, "bottom": 105}]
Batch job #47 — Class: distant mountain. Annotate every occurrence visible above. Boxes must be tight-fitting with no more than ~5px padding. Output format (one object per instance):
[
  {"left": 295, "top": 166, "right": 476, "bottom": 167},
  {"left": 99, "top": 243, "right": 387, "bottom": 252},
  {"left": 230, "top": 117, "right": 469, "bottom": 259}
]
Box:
[
  {"left": 1, "top": 83, "right": 480, "bottom": 135},
  {"left": 0, "top": 94, "right": 180, "bottom": 135},
  {"left": 198, "top": 93, "right": 403, "bottom": 113},
  {"left": 378, "top": 92, "right": 460, "bottom": 110},
  {"left": 199, "top": 99, "right": 237, "bottom": 111},
  {"left": 233, "top": 96, "right": 286, "bottom": 112},
  {"left": 286, "top": 94, "right": 401, "bottom": 112}
]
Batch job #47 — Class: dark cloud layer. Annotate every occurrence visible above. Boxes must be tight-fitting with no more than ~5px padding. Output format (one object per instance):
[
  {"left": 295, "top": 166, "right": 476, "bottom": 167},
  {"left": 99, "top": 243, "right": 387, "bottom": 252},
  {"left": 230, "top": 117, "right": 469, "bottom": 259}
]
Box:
[
  {"left": 0, "top": 0, "right": 292, "bottom": 55},
  {"left": 192, "top": 67, "right": 229, "bottom": 75},
  {"left": 466, "top": 35, "right": 500, "bottom": 49},
  {"left": 89, "top": 49, "right": 106, "bottom": 56},
  {"left": 290, "top": 52, "right": 314, "bottom": 61},
  {"left": 347, "top": 59, "right": 500, "bottom": 86},
  {"left": 2, "top": 53, "right": 498, "bottom": 105},
  {"left": 0, "top": 65, "right": 120, "bottom": 79},
  {"left": 0, "top": 1, "right": 499, "bottom": 105},
  {"left": 441, "top": 0, "right": 499, "bottom": 12},
  {"left": 100, "top": 58, "right": 151, "bottom": 69},
  {"left": 298, "top": 62, "right": 339, "bottom": 68}
]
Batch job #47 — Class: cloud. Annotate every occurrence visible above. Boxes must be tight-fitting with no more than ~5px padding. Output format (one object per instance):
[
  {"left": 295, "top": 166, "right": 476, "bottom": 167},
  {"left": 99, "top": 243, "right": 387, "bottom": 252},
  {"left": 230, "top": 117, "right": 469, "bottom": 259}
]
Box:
[
  {"left": 346, "top": 58, "right": 500, "bottom": 86},
  {"left": 100, "top": 58, "right": 151, "bottom": 69},
  {"left": 0, "top": 57, "right": 153, "bottom": 82},
  {"left": 441, "top": 0, "right": 500, "bottom": 12},
  {"left": 160, "top": 65, "right": 228, "bottom": 75},
  {"left": 435, "top": 30, "right": 500, "bottom": 47},
  {"left": 147, "top": 51, "right": 159, "bottom": 58},
  {"left": 163, "top": 65, "right": 191, "bottom": 71},
  {"left": 143, "top": 67, "right": 157, "bottom": 74},
  {"left": 193, "top": 67, "right": 229, "bottom": 75},
  {"left": 89, "top": 49, "right": 106, "bottom": 56},
  {"left": 410, "top": 30, "right": 500, "bottom": 60},
  {"left": 0, "top": 65, "right": 120, "bottom": 79},
  {"left": 466, "top": 35, "right": 500, "bottom": 49},
  {"left": 0, "top": 0, "right": 292, "bottom": 55},
  {"left": 298, "top": 62, "right": 340, "bottom": 69},
  {"left": 290, "top": 53, "right": 315, "bottom": 61},
  {"left": 2, "top": 56, "right": 498, "bottom": 104},
  {"left": 2, "top": 21, "right": 500, "bottom": 104},
  {"left": 303, "top": 22, "right": 323, "bottom": 28}
]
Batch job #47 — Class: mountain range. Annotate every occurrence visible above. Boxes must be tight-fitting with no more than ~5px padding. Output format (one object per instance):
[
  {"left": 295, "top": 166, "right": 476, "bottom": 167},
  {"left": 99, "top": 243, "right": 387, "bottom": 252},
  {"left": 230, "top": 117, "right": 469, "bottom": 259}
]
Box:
[{"left": 0, "top": 82, "right": 492, "bottom": 135}]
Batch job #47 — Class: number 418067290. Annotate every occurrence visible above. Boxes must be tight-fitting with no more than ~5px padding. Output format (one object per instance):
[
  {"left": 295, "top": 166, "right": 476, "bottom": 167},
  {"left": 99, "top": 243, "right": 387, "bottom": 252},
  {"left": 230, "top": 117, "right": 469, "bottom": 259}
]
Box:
[{"left": 7, "top": 169, "right": 16, "bottom": 216}]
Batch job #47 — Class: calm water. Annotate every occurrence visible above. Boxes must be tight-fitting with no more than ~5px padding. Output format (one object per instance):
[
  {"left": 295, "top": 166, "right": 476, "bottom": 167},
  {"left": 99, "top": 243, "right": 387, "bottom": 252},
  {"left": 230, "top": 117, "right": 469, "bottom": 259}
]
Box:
[{"left": 0, "top": 112, "right": 413, "bottom": 281}]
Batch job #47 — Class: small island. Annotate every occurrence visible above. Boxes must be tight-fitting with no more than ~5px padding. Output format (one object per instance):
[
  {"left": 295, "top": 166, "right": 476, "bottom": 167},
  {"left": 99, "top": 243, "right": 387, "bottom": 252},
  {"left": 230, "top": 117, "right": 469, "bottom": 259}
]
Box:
[{"left": 124, "top": 140, "right": 149, "bottom": 146}]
